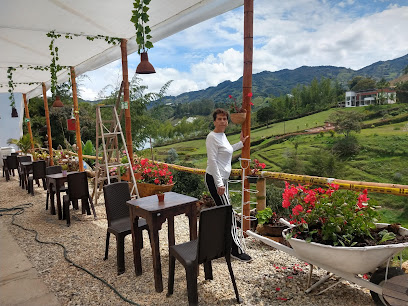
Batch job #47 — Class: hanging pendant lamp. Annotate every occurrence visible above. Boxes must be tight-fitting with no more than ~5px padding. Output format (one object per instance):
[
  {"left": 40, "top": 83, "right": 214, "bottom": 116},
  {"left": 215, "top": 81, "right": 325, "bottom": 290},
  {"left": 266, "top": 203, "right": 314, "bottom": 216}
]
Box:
[
  {"left": 11, "top": 106, "right": 18, "bottom": 117},
  {"left": 52, "top": 96, "right": 64, "bottom": 108},
  {"left": 136, "top": 52, "right": 156, "bottom": 74}
]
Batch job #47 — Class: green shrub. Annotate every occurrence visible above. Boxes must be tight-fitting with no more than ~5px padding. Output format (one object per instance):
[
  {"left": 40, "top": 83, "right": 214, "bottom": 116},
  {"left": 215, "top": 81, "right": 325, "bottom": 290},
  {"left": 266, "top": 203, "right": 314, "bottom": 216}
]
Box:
[
  {"left": 306, "top": 149, "right": 338, "bottom": 177},
  {"left": 172, "top": 162, "right": 206, "bottom": 199},
  {"left": 265, "top": 183, "right": 288, "bottom": 217},
  {"left": 165, "top": 148, "right": 179, "bottom": 164},
  {"left": 332, "top": 135, "right": 360, "bottom": 158}
]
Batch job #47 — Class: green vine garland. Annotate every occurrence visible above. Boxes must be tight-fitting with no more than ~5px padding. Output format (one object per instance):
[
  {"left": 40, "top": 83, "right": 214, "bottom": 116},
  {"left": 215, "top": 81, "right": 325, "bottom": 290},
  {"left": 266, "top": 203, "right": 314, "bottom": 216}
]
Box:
[
  {"left": 131, "top": 0, "right": 153, "bottom": 54},
  {"left": 46, "top": 30, "right": 121, "bottom": 97},
  {"left": 4, "top": 31, "right": 121, "bottom": 103},
  {"left": 7, "top": 67, "right": 16, "bottom": 107}
]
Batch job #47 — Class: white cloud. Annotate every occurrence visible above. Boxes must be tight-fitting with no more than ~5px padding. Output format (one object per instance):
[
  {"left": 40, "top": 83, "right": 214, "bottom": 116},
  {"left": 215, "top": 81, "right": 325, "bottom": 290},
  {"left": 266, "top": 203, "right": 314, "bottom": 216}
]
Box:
[{"left": 79, "top": 1, "right": 408, "bottom": 100}]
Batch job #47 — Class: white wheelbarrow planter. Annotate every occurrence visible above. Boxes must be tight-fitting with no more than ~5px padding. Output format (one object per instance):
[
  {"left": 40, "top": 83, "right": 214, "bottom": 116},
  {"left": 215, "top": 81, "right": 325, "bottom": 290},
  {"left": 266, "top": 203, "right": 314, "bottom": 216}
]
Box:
[
  {"left": 247, "top": 222, "right": 408, "bottom": 305},
  {"left": 282, "top": 223, "right": 408, "bottom": 274}
]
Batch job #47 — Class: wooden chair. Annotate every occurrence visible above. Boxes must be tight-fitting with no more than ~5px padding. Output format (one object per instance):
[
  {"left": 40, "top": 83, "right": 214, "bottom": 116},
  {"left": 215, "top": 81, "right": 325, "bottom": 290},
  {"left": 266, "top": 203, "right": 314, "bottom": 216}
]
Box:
[
  {"left": 103, "top": 182, "right": 150, "bottom": 275},
  {"left": 167, "top": 205, "right": 241, "bottom": 305}
]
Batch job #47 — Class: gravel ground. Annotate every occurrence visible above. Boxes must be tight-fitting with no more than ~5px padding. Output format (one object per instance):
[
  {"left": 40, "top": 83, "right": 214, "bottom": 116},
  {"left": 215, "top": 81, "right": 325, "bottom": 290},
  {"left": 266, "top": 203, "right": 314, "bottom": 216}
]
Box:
[{"left": 0, "top": 175, "right": 376, "bottom": 305}]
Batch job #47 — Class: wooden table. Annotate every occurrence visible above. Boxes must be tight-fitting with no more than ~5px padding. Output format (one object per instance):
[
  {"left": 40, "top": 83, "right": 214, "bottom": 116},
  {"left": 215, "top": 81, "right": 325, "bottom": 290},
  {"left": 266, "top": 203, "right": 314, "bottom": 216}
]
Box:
[
  {"left": 46, "top": 172, "right": 76, "bottom": 219},
  {"left": 20, "top": 161, "right": 32, "bottom": 190},
  {"left": 126, "top": 192, "right": 198, "bottom": 292}
]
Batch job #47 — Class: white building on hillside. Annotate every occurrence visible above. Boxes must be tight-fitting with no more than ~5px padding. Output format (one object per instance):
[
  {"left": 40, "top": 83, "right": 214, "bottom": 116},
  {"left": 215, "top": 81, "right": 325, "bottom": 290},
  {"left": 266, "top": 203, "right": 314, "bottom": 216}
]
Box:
[{"left": 345, "top": 88, "right": 397, "bottom": 107}]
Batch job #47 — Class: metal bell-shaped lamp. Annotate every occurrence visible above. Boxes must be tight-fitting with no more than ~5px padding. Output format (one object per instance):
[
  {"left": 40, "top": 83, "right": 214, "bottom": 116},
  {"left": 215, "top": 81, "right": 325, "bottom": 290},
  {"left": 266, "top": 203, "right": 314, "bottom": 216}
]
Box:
[
  {"left": 52, "top": 96, "right": 64, "bottom": 108},
  {"left": 136, "top": 52, "right": 156, "bottom": 74}
]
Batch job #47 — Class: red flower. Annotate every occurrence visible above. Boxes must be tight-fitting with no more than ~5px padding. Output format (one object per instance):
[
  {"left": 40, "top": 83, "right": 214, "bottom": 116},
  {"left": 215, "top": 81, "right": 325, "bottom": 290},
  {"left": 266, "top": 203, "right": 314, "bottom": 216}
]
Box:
[{"left": 248, "top": 92, "right": 253, "bottom": 97}]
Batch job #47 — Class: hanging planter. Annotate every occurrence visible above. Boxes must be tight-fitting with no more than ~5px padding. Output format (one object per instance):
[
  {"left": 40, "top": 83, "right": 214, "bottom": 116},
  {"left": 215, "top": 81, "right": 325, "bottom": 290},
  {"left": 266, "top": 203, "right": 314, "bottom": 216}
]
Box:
[
  {"left": 131, "top": 0, "right": 155, "bottom": 74},
  {"left": 230, "top": 110, "right": 246, "bottom": 124},
  {"left": 247, "top": 175, "right": 258, "bottom": 184}
]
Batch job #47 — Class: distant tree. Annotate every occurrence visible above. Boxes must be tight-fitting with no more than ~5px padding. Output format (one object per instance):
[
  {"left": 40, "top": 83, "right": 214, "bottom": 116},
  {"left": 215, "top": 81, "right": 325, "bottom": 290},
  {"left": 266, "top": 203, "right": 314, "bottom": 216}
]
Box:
[
  {"left": 256, "top": 106, "right": 273, "bottom": 126},
  {"left": 376, "top": 77, "right": 390, "bottom": 89},
  {"left": 349, "top": 76, "right": 376, "bottom": 91},
  {"left": 396, "top": 81, "right": 408, "bottom": 103},
  {"left": 404, "top": 65, "right": 408, "bottom": 75},
  {"left": 328, "top": 110, "right": 364, "bottom": 137}
]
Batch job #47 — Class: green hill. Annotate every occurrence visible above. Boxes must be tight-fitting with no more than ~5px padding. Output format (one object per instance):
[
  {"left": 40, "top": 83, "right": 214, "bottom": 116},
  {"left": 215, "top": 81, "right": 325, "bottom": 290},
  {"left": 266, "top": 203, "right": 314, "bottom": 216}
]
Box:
[{"left": 159, "top": 53, "right": 408, "bottom": 106}]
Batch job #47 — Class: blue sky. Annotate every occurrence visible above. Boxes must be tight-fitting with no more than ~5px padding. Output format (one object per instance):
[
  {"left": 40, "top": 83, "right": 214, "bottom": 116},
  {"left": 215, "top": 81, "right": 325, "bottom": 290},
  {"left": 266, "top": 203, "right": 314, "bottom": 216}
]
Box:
[{"left": 80, "top": 0, "right": 408, "bottom": 100}]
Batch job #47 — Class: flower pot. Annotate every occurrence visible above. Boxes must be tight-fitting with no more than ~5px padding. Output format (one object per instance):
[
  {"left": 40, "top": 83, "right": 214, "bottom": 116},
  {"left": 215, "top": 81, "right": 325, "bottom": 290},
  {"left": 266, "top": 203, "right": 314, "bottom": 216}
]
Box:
[
  {"left": 257, "top": 223, "right": 288, "bottom": 236},
  {"left": 282, "top": 223, "right": 408, "bottom": 274},
  {"left": 230, "top": 111, "right": 246, "bottom": 124},
  {"left": 136, "top": 182, "right": 174, "bottom": 198},
  {"left": 157, "top": 193, "right": 165, "bottom": 202},
  {"left": 247, "top": 176, "right": 258, "bottom": 184}
]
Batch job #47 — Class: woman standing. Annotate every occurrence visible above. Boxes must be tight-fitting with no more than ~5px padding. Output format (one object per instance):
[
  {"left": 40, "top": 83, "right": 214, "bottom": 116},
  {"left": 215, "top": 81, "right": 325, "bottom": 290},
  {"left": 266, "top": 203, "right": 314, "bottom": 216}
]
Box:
[{"left": 205, "top": 108, "right": 252, "bottom": 262}]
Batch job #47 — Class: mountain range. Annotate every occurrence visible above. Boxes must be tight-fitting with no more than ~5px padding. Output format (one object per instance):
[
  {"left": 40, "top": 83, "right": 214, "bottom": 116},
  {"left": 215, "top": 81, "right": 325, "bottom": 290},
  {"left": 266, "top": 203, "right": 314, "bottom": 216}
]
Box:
[{"left": 160, "top": 53, "right": 408, "bottom": 106}]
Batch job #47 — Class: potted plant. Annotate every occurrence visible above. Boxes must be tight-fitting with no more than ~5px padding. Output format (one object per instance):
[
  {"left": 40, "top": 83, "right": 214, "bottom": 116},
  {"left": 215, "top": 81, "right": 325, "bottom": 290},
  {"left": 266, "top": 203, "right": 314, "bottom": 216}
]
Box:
[
  {"left": 156, "top": 191, "right": 165, "bottom": 202},
  {"left": 131, "top": 0, "right": 155, "bottom": 74},
  {"left": 256, "top": 207, "right": 289, "bottom": 236},
  {"left": 133, "top": 158, "right": 174, "bottom": 197},
  {"left": 247, "top": 158, "right": 266, "bottom": 183},
  {"left": 228, "top": 95, "right": 246, "bottom": 124},
  {"left": 281, "top": 182, "right": 408, "bottom": 274}
]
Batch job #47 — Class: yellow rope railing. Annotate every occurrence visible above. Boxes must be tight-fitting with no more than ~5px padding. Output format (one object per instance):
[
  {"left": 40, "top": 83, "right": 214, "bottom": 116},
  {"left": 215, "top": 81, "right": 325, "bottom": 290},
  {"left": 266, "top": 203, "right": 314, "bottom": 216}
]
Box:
[
  {"left": 44, "top": 150, "right": 408, "bottom": 197},
  {"left": 160, "top": 162, "right": 408, "bottom": 197}
]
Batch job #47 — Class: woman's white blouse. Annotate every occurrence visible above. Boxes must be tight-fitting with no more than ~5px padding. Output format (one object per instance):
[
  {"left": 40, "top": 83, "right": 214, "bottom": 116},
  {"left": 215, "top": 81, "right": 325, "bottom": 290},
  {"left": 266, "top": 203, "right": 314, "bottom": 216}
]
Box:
[{"left": 206, "top": 131, "right": 243, "bottom": 187}]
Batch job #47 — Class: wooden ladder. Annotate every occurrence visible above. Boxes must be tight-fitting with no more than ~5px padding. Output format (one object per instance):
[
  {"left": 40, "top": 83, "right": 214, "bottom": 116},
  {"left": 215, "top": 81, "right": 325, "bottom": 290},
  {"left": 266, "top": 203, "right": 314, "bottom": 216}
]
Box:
[{"left": 92, "top": 90, "right": 139, "bottom": 205}]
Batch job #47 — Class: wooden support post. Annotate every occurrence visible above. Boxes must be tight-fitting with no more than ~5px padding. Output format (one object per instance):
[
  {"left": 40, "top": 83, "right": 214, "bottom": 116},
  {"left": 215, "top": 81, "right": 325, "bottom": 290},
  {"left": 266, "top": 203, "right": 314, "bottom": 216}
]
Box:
[
  {"left": 70, "top": 67, "right": 84, "bottom": 172},
  {"left": 242, "top": 0, "right": 254, "bottom": 232},
  {"left": 121, "top": 39, "right": 134, "bottom": 164},
  {"left": 42, "top": 83, "right": 54, "bottom": 165},
  {"left": 23, "top": 94, "right": 35, "bottom": 154},
  {"left": 256, "top": 178, "right": 266, "bottom": 211}
]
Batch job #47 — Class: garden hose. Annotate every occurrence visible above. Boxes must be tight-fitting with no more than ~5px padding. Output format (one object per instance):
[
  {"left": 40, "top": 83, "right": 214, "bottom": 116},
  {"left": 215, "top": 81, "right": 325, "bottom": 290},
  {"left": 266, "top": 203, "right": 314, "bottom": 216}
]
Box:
[{"left": 0, "top": 203, "right": 140, "bottom": 306}]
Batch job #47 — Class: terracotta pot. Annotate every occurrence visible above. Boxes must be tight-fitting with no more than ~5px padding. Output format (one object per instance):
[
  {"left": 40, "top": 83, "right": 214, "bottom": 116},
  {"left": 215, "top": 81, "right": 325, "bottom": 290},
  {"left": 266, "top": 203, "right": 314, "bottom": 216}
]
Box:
[
  {"left": 230, "top": 111, "right": 246, "bottom": 124},
  {"left": 157, "top": 193, "right": 165, "bottom": 202},
  {"left": 257, "top": 223, "right": 288, "bottom": 236},
  {"left": 136, "top": 182, "right": 174, "bottom": 197}
]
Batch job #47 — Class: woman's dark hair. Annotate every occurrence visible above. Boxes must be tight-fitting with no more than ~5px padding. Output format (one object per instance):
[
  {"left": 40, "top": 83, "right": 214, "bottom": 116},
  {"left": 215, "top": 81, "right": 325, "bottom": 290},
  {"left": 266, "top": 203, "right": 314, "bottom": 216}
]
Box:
[{"left": 212, "top": 108, "right": 229, "bottom": 121}]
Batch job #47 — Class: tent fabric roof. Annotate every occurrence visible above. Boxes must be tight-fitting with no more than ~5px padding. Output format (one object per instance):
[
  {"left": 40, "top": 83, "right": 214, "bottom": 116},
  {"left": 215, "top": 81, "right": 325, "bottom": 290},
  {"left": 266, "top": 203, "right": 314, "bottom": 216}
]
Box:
[{"left": 0, "top": 0, "right": 243, "bottom": 99}]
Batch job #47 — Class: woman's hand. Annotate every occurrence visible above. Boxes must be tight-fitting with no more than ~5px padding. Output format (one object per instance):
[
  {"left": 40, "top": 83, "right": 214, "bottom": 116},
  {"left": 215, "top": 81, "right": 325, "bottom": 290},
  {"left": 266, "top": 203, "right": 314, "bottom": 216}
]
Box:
[
  {"left": 217, "top": 186, "right": 225, "bottom": 195},
  {"left": 240, "top": 132, "right": 249, "bottom": 144}
]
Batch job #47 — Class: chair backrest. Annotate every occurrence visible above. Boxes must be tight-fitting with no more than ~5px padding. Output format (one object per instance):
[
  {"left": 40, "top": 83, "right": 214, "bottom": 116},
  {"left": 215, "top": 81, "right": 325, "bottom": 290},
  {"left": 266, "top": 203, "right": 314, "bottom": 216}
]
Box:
[
  {"left": 46, "top": 165, "right": 62, "bottom": 175},
  {"left": 32, "top": 160, "right": 46, "bottom": 179},
  {"left": 18, "top": 156, "right": 32, "bottom": 165},
  {"left": 67, "top": 172, "right": 89, "bottom": 200},
  {"left": 6, "top": 155, "right": 18, "bottom": 169},
  {"left": 103, "top": 182, "right": 131, "bottom": 226},
  {"left": 197, "top": 205, "right": 232, "bottom": 264}
]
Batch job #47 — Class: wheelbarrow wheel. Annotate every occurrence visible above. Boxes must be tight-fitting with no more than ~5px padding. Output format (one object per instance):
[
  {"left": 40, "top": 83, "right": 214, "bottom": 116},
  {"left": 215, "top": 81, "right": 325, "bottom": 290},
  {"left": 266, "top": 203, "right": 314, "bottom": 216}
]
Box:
[{"left": 370, "top": 267, "right": 404, "bottom": 305}]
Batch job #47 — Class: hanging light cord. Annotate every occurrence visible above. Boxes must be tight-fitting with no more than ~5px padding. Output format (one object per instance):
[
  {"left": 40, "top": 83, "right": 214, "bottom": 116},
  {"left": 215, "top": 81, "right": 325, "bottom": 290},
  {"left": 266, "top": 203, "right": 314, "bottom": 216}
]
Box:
[{"left": 0, "top": 203, "right": 140, "bottom": 306}]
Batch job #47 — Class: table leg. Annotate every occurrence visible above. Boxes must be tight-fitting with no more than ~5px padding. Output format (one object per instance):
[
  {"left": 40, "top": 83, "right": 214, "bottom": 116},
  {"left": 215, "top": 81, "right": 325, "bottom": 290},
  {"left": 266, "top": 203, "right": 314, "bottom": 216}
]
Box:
[
  {"left": 49, "top": 184, "right": 56, "bottom": 215},
  {"left": 167, "top": 216, "right": 175, "bottom": 246},
  {"left": 149, "top": 218, "right": 163, "bottom": 292},
  {"left": 188, "top": 203, "right": 198, "bottom": 241},
  {"left": 56, "top": 188, "right": 62, "bottom": 220},
  {"left": 129, "top": 208, "right": 143, "bottom": 276}
]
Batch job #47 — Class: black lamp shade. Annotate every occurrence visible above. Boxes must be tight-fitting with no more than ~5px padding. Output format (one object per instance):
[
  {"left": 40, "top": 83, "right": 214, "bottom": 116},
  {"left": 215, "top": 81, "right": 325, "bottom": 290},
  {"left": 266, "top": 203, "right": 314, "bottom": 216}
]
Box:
[
  {"left": 136, "top": 52, "right": 156, "bottom": 74},
  {"left": 11, "top": 107, "right": 18, "bottom": 117}
]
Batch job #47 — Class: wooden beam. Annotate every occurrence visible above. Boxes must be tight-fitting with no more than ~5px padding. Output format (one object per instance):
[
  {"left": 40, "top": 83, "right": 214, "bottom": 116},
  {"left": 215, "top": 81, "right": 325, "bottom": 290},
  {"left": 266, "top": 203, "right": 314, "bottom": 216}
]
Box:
[
  {"left": 121, "top": 39, "right": 133, "bottom": 164},
  {"left": 70, "top": 67, "right": 84, "bottom": 172},
  {"left": 242, "top": 0, "right": 254, "bottom": 232},
  {"left": 23, "top": 93, "right": 34, "bottom": 154},
  {"left": 42, "top": 83, "right": 54, "bottom": 165}
]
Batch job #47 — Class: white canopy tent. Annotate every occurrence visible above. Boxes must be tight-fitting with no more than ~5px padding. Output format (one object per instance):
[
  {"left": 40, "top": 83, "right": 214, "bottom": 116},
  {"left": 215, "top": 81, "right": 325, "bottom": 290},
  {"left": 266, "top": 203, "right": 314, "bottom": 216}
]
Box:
[{"left": 0, "top": 0, "right": 243, "bottom": 99}]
